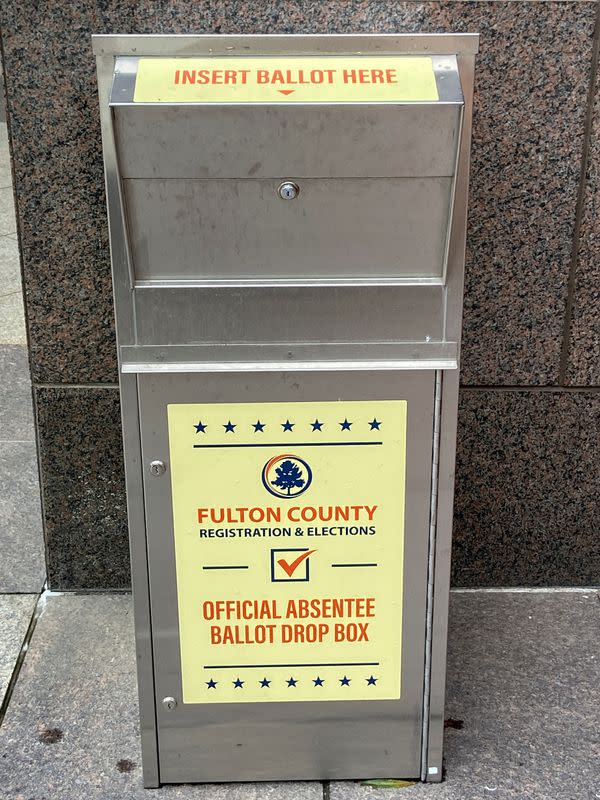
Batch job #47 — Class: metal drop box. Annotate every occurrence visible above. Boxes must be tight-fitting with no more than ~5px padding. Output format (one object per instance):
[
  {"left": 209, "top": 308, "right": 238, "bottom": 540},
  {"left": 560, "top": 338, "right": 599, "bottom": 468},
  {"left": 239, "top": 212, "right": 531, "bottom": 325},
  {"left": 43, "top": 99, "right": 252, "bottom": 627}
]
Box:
[{"left": 93, "top": 33, "right": 477, "bottom": 787}]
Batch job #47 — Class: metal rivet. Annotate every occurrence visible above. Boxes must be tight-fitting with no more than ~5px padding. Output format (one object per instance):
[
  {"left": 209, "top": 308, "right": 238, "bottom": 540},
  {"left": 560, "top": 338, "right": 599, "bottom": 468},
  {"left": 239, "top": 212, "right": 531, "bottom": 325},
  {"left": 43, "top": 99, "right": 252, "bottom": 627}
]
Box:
[
  {"left": 278, "top": 181, "right": 299, "bottom": 200},
  {"left": 162, "top": 696, "right": 177, "bottom": 711},
  {"left": 149, "top": 460, "right": 166, "bottom": 476}
]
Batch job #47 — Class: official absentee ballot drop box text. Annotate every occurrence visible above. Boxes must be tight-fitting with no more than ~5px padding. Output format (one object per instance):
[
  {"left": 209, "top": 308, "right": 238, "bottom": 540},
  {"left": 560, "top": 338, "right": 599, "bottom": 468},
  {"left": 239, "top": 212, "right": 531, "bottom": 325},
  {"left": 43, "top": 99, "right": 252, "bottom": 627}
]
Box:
[{"left": 93, "top": 33, "right": 477, "bottom": 788}]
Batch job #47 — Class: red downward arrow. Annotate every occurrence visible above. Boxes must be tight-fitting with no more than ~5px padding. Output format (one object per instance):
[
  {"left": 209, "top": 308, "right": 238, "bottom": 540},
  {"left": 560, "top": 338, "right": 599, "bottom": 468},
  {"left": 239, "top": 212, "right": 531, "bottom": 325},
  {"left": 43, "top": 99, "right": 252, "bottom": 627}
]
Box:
[{"left": 278, "top": 89, "right": 295, "bottom": 95}]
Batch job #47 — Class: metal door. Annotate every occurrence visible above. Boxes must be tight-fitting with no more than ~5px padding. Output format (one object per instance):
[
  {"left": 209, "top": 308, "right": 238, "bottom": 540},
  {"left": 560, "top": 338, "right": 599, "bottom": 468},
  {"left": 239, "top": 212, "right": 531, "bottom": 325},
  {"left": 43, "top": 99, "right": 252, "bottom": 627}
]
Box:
[{"left": 138, "top": 369, "right": 435, "bottom": 782}]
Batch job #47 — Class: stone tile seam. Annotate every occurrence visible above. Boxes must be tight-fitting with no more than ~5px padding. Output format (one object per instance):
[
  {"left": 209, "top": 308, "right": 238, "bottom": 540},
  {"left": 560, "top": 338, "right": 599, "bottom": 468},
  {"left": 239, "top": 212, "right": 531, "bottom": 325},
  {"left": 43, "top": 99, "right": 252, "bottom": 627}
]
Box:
[
  {"left": 460, "top": 385, "right": 600, "bottom": 392},
  {"left": 30, "top": 384, "right": 600, "bottom": 392},
  {"left": 452, "top": 586, "right": 599, "bottom": 593},
  {"left": 44, "top": 588, "right": 132, "bottom": 596},
  {"left": 559, "top": 0, "right": 600, "bottom": 384},
  {"left": 35, "top": 383, "right": 119, "bottom": 390},
  {"left": 357, "top": 1, "right": 600, "bottom": 3},
  {"left": 34, "top": 382, "right": 600, "bottom": 392},
  {"left": 47, "top": 587, "right": 599, "bottom": 597}
]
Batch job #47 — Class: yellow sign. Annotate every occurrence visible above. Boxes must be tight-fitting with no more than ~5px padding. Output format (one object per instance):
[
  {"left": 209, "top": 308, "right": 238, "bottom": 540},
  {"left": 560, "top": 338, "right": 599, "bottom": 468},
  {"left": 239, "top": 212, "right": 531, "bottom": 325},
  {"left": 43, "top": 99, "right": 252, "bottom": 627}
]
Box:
[
  {"left": 134, "top": 56, "right": 438, "bottom": 103},
  {"left": 167, "top": 400, "right": 406, "bottom": 704}
]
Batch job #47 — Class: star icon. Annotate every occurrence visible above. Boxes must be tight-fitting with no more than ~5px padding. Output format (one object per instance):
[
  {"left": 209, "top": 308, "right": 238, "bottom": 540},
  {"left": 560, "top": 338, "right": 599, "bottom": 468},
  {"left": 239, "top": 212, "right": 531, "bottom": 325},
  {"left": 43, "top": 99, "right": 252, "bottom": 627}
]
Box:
[
  {"left": 366, "top": 675, "right": 377, "bottom": 685},
  {"left": 339, "top": 675, "right": 351, "bottom": 686},
  {"left": 339, "top": 419, "right": 352, "bottom": 431},
  {"left": 206, "top": 678, "right": 217, "bottom": 689},
  {"left": 259, "top": 677, "right": 271, "bottom": 688},
  {"left": 253, "top": 420, "right": 266, "bottom": 433},
  {"left": 223, "top": 421, "right": 236, "bottom": 433},
  {"left": 232, "top": 677, "right": 244, "bottom": 688},
  {"left": 311, "top": 419, "right": 324, "bottom": 431},
  {"left": 281, "top": 420, "right": 294, "bottom": 432},
  {"left": 194, "top": 421, "right": 207, "bottom": 433},
  {"left": 369, "top": 418, "right": 382, "bottom": 430},
  {"left": 287, "top": 677, "right": 298, "bottom": 687},
  {"left": 313, "top": 676, "right": 324, "bottom": 686}
]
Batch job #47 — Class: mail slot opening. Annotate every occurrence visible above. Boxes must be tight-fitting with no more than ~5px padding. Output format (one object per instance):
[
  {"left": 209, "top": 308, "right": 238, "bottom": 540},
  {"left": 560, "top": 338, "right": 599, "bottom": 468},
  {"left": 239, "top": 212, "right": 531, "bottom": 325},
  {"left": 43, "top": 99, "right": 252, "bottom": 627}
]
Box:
[{"left": 112, "top": 54, "right": 463, "bottom": 286}]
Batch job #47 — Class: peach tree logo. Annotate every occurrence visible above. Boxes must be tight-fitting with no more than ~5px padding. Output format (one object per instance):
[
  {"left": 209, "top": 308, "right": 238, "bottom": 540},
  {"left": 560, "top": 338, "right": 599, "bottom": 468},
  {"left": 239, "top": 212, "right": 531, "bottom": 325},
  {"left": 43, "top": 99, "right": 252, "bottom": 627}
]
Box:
[{"left": 262, "top": 454, "right": 312, "bottom": 499}]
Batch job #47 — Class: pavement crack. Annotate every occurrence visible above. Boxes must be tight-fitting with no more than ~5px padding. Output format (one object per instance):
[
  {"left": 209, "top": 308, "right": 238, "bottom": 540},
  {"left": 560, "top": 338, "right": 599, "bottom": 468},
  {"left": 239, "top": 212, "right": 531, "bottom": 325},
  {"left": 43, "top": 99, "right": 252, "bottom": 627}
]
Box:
[{"left": 0, "top": 589, "right": 46, "bottom": 728}]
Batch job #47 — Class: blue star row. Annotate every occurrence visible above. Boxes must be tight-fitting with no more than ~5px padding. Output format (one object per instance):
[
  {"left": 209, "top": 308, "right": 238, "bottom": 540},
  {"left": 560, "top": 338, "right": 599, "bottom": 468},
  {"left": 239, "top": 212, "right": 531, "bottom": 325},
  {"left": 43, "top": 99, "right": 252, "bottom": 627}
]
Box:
[
  {"left": 195, "top": 418, "right": 382, "bottom": 434},
  {"left": 205, "top": 675, "right": 378, "bottom": 688}
]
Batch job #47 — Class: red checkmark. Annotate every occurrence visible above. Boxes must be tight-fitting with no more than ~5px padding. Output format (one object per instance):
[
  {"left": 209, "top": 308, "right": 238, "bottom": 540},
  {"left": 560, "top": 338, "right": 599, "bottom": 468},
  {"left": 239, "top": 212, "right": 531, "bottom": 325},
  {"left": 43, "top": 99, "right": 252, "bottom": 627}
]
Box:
[{"left": 277, "top": 550, "right": 316, "bottom": 577}]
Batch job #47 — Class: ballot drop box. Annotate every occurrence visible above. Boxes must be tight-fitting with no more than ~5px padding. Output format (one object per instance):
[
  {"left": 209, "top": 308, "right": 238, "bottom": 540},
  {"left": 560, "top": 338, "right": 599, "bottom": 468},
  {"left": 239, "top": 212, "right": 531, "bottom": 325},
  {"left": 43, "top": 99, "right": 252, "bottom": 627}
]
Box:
[{"left": 93, "top": 33, "right": 477, "bottom": 787}]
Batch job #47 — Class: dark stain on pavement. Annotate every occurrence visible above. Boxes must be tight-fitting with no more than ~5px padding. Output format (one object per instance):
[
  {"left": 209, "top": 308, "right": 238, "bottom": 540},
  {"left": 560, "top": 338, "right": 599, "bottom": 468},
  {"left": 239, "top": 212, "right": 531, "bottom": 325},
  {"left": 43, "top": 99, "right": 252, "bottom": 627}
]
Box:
[
  {"left": 444, "top": 717, "right": 464, "bottom": 730},
  {"left": 116, "top": 759, "right": 137, "bottom": 773},
  {"left": 38, "top": 727, "right": 64, "bottom": 744}
]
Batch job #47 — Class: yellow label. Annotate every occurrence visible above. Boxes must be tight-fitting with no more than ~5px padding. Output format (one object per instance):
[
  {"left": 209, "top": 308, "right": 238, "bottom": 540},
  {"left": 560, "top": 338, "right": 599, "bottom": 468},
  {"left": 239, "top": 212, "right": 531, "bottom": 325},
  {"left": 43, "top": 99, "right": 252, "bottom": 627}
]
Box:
[
  {"left": 168, "top": 400, "right": 406, "bottom": 704},
  {"left": 134, "top": 56, "right": 438, "bottom": 103}
]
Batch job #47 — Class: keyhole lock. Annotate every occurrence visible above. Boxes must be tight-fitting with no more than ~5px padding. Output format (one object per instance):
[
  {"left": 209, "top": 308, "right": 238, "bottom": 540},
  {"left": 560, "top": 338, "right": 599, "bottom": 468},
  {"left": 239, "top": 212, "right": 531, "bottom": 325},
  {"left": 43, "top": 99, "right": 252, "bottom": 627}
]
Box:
[
  {"left": 278, "top": 181, "right": 299, "bottom": 200},
  {"left": 149, "top": 460, "right": 166, "bottom": 476},
  {"left": 162, "top": 696, "right": 177, "bottom": 711}
]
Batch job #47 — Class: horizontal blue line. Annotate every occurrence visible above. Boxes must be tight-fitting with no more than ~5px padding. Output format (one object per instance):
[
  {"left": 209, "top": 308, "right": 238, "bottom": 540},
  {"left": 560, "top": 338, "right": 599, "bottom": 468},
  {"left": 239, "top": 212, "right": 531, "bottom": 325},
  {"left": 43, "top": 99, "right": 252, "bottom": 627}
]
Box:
[
  {"left": 194, "top": 441, "right": 383, "bottom": 449},
  {"left": 202, "top": 565, "right": 249, "bottom": 570},
  {"left": 331, "top": 563, "right": 378, "bottom": 568},
  {"left": 204, "top": 662, "right": 380, "bottom": 669}
]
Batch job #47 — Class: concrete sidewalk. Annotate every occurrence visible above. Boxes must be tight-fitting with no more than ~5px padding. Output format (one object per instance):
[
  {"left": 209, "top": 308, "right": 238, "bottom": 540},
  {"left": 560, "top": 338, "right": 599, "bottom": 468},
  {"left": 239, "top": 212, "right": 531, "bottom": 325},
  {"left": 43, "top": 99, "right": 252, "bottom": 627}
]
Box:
[{"left": 0, "top": 590, "right": 598, "bottom": 800}]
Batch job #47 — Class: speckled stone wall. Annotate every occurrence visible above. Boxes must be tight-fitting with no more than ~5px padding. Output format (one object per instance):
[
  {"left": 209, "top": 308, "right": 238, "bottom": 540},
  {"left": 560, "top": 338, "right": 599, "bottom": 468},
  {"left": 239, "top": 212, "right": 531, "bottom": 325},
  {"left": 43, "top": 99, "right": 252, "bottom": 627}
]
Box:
[{"left": 1, "top": 2, "right": 599, "bottom": 589}]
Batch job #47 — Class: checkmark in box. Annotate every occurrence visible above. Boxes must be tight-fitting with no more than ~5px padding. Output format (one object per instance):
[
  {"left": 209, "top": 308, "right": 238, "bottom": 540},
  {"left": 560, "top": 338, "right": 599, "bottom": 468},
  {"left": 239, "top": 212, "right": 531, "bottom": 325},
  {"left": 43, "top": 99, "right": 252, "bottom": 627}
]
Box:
[{"left": 270, "top": 548, "right": 316, "bottom": 583}]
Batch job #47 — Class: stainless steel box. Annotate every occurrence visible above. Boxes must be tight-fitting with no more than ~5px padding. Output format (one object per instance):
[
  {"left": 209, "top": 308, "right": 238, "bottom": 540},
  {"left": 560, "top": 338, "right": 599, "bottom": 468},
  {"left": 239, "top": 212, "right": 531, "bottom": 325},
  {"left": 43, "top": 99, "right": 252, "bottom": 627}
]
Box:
[{"left": 94, "top": 33, "right": 477, "bottom": 787}]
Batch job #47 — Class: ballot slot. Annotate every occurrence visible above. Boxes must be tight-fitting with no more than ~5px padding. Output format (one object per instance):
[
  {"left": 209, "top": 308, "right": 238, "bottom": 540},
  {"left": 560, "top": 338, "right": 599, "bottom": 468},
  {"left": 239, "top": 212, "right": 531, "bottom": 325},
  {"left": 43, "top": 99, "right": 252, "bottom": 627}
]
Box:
[{"left": 110, "top": 54, "right": 464, "bottom": 286}]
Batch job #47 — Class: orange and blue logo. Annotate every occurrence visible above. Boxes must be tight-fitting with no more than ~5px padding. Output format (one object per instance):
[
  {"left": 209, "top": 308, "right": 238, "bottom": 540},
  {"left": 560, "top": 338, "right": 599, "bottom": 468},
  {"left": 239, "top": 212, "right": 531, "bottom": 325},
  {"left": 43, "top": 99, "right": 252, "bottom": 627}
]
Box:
[{"left": 261, "top": 454, "right": 312, "bottom": 499}]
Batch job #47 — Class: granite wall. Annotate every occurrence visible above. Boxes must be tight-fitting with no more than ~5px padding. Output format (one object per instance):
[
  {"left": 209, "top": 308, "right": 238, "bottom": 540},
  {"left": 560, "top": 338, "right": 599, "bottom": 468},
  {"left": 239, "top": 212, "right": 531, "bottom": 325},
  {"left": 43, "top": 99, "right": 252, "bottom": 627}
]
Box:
[{"left": 1, "top": 2, "right": 599, "bottom": 589}]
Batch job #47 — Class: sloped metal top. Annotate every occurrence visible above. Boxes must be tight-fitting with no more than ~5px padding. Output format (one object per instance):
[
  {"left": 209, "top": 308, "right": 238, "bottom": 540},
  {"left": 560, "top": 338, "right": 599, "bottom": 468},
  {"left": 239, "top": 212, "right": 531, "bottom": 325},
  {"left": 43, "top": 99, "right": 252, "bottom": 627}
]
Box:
[{"left": 93, "top": 32, "right": 479, "bottom": 57}]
